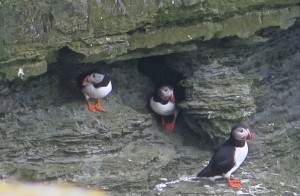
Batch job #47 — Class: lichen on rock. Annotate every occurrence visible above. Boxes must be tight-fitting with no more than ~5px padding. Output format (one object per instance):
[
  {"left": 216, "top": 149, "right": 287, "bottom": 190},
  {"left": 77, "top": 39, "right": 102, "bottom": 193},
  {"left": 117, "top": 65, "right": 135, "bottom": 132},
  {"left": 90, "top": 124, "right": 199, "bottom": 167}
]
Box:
[
  {"left": 0, "top": 0, "right": 300, "bottom": 80},
  {"left": 0, "top": 18, "right": 300, "bottom": 195},
  {"left": 178, "top": 59, "right": 256, "bottom": 141}
]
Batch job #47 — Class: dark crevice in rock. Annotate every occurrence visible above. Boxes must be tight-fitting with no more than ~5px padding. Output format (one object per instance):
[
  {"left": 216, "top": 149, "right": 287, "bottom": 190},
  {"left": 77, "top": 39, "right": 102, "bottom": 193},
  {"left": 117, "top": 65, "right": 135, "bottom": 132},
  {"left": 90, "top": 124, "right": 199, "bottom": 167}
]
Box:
[
  {"left": 58, "top": 47, "right": 86, "bottom": 65},
  {"left": 137, "top": 55, "right": 186, "bottom": 103},
  {"left": 136, "top": 55, "right": 209, "bottom": 148},
  {"left": 255, "top": 26, "right": 283, "bottom": 38}
]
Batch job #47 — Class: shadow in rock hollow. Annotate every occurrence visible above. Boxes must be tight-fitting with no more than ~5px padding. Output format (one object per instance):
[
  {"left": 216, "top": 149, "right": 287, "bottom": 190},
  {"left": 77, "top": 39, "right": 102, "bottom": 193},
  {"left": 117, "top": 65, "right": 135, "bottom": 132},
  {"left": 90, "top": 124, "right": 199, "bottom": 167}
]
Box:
[
  {"left": 137, "top": 55, "right": 186, "bottom": 103},
  {"left": 137, "top": 55, "right": 209, "bottom": 148}
]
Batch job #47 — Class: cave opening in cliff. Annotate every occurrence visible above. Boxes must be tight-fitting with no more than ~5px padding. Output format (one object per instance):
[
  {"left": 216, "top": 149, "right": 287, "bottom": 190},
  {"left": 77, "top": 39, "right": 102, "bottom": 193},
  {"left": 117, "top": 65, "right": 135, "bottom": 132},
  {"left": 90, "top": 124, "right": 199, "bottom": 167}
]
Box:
[
  {"left": 137, "top": 55, "right": 186, "bottom": 103},
  {"left": 137, "top": 55, "right": 206, "bottom": 147},
  {"left": 138, "top": 55, "right": 185, "bottom": 125},
  {"left": 57, "top": 47, "right": 86, "bottom": 65}
]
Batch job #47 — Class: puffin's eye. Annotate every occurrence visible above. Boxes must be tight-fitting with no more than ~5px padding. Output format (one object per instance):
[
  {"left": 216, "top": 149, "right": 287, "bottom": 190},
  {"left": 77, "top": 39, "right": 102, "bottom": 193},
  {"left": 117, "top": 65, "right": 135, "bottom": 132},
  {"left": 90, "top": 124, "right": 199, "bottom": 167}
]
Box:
[
  {"left": 92, "top": 74, "right": 95, "bottom": 78},
  {"left": 239, "top": 129, "right": 243, "bottom": 132}
]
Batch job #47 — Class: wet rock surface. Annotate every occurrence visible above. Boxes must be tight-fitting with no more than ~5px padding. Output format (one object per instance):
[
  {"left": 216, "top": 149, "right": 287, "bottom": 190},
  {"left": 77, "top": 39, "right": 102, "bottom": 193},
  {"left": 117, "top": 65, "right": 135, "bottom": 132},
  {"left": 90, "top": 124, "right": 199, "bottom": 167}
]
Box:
[{"left": 0, "top": 20, "right": 300, "bottom": 196}]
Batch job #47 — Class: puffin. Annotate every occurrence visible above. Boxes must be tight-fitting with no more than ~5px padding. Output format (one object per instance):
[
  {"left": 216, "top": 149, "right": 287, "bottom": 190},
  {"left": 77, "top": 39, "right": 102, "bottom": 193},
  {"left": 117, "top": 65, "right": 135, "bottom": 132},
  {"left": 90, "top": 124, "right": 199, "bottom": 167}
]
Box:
[
  {"left": 150, "top": 85, "right": 178, "bottom": 132},
  {"left": 196, "top": 124, "right": 255, "bottom": 188},
  {"left": 80, "top": 70, "right": 112, "bottom": 112}
]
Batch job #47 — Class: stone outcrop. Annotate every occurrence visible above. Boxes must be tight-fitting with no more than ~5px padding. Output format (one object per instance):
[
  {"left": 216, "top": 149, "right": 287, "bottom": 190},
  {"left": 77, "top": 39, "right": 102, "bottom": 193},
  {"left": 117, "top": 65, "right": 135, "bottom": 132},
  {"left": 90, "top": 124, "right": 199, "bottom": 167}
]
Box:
[
  {"left": 180, "top": 60, "right": 256, "bottom": 141},
  {"left": 0, "top": 0, "right": 299, "bottom": 80},
  {"left": 0, "top": 21, "right": 299, "bottom": 195},
  {"left": 151, "top": 41, "right": 257, "bottom": 140}
]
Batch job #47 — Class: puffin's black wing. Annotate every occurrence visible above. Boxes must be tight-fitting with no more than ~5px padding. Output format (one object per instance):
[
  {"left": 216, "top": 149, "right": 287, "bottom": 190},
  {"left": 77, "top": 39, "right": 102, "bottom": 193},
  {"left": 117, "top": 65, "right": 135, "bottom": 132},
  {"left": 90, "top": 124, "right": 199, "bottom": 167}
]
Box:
[
  {"left": 197, "top": 142, "right": 235, "bottom": 177},
  {"left": 197, "top": 159, "right": 215, "bottom": 177}
]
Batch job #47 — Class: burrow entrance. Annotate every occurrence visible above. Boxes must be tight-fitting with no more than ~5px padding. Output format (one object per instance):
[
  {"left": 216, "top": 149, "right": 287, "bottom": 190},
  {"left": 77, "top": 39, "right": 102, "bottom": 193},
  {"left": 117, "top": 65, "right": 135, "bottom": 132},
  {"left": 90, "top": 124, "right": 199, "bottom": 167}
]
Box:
[{"left": 137, "top": 55, "right": 186, "bottom": 103}]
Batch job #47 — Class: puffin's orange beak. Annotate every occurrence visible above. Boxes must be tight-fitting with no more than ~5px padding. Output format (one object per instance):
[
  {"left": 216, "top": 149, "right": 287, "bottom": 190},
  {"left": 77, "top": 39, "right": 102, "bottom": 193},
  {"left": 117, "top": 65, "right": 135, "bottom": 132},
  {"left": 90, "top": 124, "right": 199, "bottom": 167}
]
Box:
[
  {"left": 247, "top": 131, "right": 255, "bottom": 140},
  {"left": 82, "top": 76, "right": 90, "bottom": 86},
  {"left": 169, "top": 94, "right": 176, "bottom": 103}
]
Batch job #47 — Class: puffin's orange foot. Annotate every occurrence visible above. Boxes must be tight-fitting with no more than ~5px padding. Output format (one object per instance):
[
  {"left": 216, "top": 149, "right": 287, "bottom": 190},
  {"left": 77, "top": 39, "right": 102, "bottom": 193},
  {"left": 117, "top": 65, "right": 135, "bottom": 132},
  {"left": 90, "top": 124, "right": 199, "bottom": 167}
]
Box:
[
  {"left": 87, "top": 103, "right": 97, "bottom": 112},
  {"left": 164, "top": 122, "right": 175, "bottom": 132},
  {"left": 95, "top": 103, "right": 105, "bottom": 112},
  {"left": 227, "top": 179, "right": 242, "bottom": 189},
  {"left": 162, "top": 117, "right": 176, "bottom": 132}
]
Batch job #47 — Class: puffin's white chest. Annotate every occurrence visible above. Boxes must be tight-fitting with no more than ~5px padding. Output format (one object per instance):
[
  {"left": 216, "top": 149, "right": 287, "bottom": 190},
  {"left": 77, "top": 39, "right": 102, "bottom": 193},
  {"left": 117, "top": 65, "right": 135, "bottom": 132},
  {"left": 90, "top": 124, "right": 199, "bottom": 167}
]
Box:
[
  {"left": 234, "top": 142, "right": 248, "bottom": 167},
  {"left": 224, "top": 142, "right": 248, "bottom": 178},
  {"left": 150, "top": 97, "right": 176, "bottom": 116},
  {"left": 82, "top": 81, "right": 112, "bottom": 99}
]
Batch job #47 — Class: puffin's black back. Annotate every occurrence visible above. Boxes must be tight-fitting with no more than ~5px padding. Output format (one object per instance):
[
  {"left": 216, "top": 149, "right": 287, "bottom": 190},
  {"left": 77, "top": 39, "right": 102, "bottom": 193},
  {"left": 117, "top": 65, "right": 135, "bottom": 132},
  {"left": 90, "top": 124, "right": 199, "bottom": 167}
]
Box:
[
  {"left": 93, "top": 74, "right": 110, "bottom": 88},
  {"left": 197, "top": 124, "right": 249, "bottom": 178},
  {"left": 197, "top": 140, "right": 236, "bottom": 177}
]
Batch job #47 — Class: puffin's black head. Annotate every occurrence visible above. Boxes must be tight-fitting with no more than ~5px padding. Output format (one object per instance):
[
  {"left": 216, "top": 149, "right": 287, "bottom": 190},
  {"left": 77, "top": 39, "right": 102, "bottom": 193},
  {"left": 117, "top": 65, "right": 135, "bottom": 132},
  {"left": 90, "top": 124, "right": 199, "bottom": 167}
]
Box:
[
  {"left": 79, "top": 69, "right": 108, "bottom": 86},
  {"left": 77, "top": 69, "right": 107, "bottom": 87},
  {"left": 157, "top": 85, "right": 174, "bottom": 101},
  {"left": 87, "top": 72, "right": 106, "bottom": 84},
  {"left": 231, "top": 124, "right": 255, "bottom": 141}
]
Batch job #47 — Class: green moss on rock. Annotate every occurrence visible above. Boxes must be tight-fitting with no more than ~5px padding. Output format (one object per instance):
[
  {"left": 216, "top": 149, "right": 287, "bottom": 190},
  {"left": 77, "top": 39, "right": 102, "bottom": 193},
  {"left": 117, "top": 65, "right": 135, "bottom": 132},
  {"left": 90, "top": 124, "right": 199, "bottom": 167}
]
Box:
[{"left": 0, "top": 0, "right": 299, "bottom": 80}]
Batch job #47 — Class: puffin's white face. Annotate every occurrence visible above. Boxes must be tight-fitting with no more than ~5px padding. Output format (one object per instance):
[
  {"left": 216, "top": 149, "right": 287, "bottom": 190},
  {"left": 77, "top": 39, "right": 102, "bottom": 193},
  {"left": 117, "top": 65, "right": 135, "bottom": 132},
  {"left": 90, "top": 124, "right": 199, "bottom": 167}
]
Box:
[
  {"left": 158, "top": 86, "right": 174, "bottom": 100},
  {"left": 232, "top": 126, "right": 255, "bottom": 140},
  {"left": 88, "top": 73, "right": 105, "bottom": 84}
]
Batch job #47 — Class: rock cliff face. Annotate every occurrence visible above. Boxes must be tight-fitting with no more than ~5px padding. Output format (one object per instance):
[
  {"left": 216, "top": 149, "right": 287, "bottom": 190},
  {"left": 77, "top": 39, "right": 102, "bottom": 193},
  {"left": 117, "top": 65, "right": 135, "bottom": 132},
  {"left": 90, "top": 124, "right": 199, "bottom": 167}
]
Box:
[
  {"left": 180, "top": 59, "right": 256, "bottom": 141},
  {"left": 0, "top": 0, "right": 299, "bottom": 80},
  {"left": 0, "top": 1, "right": 300, "bottom": 195},
  {"left": 0, "top": 21, "right": 299, "bottom": 195}
]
